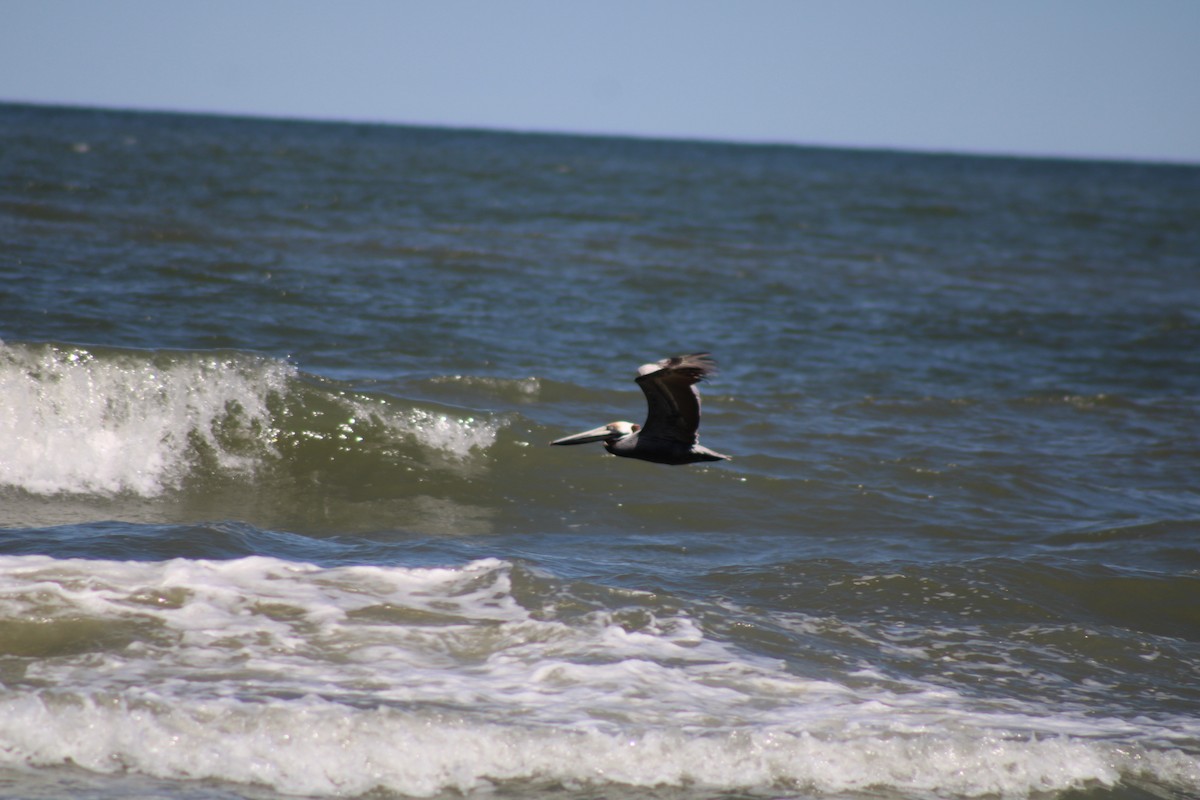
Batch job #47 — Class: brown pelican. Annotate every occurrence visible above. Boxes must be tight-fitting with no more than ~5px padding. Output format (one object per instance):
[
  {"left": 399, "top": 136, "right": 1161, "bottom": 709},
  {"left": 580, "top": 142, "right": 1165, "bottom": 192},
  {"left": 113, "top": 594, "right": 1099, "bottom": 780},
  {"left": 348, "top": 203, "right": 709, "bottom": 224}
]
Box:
[{"left": 552, "top": 353, "right": 730, "bottom": 465}]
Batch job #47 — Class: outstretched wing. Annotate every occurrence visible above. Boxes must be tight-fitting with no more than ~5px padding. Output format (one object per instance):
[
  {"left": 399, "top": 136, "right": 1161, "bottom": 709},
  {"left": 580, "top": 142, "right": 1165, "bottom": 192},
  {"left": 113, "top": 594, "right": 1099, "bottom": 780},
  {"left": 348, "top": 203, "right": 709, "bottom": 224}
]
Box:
[{"left": 634, "top": 353, "right": 716, "bottom": 445}]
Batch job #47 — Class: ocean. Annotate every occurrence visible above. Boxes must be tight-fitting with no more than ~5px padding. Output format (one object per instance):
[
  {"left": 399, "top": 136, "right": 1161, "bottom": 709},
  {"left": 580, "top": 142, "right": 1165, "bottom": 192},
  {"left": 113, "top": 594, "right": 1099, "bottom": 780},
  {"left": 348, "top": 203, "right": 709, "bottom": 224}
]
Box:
[{"left": 1, "top": 102, "right": 1198, "bottom": 800}]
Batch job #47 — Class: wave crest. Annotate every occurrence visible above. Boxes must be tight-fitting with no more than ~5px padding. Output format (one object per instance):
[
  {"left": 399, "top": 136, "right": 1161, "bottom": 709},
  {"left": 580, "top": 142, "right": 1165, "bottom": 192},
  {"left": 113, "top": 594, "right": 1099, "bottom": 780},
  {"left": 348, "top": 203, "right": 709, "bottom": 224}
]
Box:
[{"left": 0, "top": 342, "right": 499, "bottom": 499}]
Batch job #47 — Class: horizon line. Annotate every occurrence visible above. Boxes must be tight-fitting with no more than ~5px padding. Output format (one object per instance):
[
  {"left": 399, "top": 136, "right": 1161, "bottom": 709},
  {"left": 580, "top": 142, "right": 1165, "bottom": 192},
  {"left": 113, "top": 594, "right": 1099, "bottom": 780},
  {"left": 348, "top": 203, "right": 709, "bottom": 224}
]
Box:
[{"left": 4, "top": 97, "right": 1197, "bottom": 169}]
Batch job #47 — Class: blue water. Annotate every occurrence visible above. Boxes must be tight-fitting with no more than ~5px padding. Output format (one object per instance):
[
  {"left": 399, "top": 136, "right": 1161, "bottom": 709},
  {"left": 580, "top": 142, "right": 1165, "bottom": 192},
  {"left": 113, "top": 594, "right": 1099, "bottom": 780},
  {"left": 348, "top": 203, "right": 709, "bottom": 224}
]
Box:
[{"left": 1, "top": 102, "right": 1199, "bottom": 800}]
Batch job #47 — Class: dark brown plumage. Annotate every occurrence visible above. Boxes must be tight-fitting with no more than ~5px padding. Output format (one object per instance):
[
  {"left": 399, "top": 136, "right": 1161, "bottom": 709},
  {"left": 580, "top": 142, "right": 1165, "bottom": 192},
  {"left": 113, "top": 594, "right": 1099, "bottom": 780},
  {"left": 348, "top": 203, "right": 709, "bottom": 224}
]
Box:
[{"left": 551, "top": 353, "right": 730, "bottom": 466}]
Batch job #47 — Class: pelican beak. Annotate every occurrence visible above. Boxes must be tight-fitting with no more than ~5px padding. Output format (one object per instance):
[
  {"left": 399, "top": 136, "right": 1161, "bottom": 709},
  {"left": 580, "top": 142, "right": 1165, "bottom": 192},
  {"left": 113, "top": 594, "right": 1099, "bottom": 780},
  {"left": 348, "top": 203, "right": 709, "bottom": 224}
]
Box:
[{"left": 551, "top": 425, "right": 613, "bottom": 446}]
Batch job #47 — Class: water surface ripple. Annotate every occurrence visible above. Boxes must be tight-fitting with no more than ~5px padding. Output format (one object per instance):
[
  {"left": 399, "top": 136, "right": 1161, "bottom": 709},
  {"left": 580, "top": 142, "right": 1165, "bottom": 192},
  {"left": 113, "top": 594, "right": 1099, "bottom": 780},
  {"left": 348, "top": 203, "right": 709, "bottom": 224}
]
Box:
[{"left": 1, "top": 103, "right": 1199, "bottom": 800}]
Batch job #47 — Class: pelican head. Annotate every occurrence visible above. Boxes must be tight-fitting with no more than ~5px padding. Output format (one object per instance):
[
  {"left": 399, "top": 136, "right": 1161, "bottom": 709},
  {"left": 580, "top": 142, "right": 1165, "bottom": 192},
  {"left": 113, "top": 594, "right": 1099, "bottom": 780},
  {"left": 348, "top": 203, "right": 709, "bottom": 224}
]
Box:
[{"left": 551, "top": 421, "right": 639, "bottom": 447}]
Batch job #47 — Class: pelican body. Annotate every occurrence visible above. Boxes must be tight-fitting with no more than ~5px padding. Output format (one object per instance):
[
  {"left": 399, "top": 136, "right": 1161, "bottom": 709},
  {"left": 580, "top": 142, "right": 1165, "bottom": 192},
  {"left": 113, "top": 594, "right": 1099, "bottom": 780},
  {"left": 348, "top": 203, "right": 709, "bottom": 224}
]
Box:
[{"left": 552, "top": 353, "right": 730, "bottom": 466}]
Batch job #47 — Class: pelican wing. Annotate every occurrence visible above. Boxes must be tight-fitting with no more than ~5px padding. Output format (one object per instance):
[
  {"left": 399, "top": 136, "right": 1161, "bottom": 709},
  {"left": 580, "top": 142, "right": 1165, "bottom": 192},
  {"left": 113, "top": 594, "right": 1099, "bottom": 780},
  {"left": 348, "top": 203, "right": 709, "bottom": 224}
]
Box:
[{"left": 634, "top": 353, "right": 716, "bottom": 445}]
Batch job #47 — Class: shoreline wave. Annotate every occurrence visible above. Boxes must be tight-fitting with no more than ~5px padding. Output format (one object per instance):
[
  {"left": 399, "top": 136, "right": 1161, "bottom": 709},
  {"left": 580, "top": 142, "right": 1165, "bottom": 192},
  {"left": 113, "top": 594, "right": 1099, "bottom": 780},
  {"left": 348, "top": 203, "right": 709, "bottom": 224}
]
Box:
[{"left": 0, "top": 553, "right": 1195, "bottom": 799}]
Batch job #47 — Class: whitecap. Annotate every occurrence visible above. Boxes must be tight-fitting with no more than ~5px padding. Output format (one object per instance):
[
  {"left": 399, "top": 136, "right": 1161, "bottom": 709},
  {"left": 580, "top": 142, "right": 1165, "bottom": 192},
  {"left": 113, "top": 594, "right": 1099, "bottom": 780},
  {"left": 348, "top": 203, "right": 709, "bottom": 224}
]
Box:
[{"left": 1, "top": 554, "right": 1197, "bottom": 798}]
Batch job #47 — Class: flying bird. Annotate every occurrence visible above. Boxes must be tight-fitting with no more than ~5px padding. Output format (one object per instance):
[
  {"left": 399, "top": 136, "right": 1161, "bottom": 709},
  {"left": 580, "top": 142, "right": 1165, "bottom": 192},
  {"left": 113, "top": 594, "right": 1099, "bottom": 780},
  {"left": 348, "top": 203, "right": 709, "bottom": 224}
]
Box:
[{"left": 551, "top": 353, "right": 730, "bottom": 465}]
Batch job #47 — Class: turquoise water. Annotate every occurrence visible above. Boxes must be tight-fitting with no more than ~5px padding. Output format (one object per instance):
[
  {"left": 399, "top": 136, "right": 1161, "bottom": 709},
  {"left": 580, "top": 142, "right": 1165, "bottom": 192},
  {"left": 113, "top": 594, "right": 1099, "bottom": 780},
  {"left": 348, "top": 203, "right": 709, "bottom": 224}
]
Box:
[{"left": 1, "top": 103, "right": 1199, "bottom": 800}]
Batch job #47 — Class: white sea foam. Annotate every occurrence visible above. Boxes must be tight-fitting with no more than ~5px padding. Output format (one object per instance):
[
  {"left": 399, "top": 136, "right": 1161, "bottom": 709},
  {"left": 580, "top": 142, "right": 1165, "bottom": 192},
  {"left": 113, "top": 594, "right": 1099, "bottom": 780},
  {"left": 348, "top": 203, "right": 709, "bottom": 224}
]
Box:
[
  {"left": 1, "top": 554, "right": 1197, "bottom": 798},
  {"left": 361, "top": 401, "right": 499, "bottom": 461},
  {"left": 6, "top": 691, "right": 1198, "bottom": 798},
  {"left": 0, "top": 343, "right": 498, "bottom": 497},
  {"left": 0, "top": 343, "right": 292, "bottom": 496}
]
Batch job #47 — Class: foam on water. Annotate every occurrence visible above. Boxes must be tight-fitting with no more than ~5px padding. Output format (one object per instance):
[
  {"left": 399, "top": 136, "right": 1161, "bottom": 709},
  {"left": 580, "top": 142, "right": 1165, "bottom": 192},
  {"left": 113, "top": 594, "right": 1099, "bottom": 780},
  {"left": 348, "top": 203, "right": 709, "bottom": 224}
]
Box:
[
  {"left": 1, "top": 554, "right": 1195, "bottom": 798},
  {"left": 5, "top": 692, "right": 1197, "bottom": 798},
  {"left": 0, "top": 342, "right": 498, "bottom": 498},
  {"left": 0, "top": 342, "right": 290, "bottom": 496}
]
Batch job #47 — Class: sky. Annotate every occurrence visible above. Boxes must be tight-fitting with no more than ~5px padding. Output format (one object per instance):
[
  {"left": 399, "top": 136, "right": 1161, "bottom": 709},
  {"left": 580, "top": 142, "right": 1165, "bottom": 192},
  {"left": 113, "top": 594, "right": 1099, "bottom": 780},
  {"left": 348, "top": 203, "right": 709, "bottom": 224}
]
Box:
[{"left": 2, "top": 0, "right": 1198, "bottom": 164}]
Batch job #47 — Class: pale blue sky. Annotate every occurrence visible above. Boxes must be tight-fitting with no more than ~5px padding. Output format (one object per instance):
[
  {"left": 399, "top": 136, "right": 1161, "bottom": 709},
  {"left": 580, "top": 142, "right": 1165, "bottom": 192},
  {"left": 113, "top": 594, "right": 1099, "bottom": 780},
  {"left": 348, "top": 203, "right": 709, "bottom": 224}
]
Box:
[{"left": 2, "top": 0, "right": 1197, "bottom": 163}]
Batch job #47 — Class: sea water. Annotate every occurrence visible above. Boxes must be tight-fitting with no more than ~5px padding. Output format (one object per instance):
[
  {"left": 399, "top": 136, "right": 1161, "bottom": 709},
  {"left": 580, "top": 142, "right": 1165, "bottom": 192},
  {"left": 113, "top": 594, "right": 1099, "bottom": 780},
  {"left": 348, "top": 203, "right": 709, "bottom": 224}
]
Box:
[{"left": 1, "top": 103, "right": 1198, "bottom": 799}]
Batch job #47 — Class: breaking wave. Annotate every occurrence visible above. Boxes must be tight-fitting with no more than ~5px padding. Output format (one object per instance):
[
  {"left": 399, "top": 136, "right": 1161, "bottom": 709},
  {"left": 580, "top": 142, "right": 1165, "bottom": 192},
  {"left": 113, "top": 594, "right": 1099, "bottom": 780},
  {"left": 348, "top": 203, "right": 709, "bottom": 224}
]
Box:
[
  {"left": 0, "top": 341, "right": 501, "bottom": 498},
  {"left": 1, "top": 554, "right": 1196, "bottom": 799}
]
